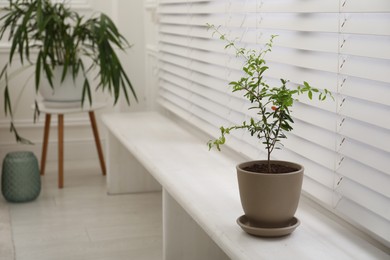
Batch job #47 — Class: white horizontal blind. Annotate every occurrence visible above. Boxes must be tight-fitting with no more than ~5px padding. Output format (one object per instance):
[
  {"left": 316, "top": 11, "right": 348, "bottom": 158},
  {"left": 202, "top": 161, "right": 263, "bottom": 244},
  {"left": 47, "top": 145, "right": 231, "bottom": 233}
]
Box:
[{"left": 157, "top": 0, "right": 390, "bottom": 246}]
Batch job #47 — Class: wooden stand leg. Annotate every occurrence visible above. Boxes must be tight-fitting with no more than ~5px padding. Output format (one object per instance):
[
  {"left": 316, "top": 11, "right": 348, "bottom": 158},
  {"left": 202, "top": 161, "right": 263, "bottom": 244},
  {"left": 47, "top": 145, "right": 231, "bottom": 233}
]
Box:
[
  {"left": 58, "top": 114, "right": 64, "bottom": 188},
  {"left": 89, "top": 111, "right": 106, "bottom": 175},
  {"left": 41, "top": 114, "right": 51, "bottom": 176}
]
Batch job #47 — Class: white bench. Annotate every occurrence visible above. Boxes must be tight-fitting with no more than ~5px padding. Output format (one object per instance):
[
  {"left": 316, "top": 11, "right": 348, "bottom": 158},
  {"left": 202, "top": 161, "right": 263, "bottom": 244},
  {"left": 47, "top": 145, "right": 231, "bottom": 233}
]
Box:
[{"left": 102, "top": 111, "right": 388, "bottom": 260}]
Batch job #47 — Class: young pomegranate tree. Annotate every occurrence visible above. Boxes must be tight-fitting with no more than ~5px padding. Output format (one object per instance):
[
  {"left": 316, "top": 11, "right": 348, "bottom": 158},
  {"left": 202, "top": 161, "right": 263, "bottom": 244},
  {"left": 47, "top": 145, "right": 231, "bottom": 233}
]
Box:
[{"left": 207, "top": 24, "right": 333, "bottom": 173}]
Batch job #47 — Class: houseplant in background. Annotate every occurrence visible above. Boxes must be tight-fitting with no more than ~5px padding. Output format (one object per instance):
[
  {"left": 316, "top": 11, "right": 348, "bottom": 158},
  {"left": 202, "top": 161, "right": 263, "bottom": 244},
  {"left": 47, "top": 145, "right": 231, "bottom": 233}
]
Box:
[
  {"left": 0, "top": 0, "right": 137, "bottom": 143},
  {"left": 207, "top": 24, "right": 333, "bottom": 237}
]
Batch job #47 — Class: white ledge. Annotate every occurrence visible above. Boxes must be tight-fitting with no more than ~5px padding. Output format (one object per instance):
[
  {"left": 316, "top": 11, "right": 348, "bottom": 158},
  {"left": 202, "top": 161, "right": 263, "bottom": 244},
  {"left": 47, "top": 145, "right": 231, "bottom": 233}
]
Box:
[{"left": 102, "top": 111, "right": 389, "bottom": 260}]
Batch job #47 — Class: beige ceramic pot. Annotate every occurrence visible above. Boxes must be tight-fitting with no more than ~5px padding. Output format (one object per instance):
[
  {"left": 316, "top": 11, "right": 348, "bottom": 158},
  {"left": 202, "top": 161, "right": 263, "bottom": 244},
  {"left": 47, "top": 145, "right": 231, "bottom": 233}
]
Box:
[{"left": 236, "top": 160, "right": 303, "bottom": 227}]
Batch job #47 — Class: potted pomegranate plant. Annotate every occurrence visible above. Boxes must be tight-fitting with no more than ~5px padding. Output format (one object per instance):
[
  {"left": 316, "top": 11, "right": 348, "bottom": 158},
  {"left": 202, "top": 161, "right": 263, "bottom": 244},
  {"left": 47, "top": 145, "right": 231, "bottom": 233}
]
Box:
[{"left": 207, "top": 24, "right": 333, "bottom": 237}]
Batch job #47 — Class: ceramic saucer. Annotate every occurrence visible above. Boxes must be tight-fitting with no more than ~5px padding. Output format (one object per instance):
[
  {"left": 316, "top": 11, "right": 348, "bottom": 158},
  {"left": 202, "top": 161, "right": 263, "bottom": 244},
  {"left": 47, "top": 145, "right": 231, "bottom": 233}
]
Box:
[{"left": 237, "top": 215, "right": 300, "bottom": 237}]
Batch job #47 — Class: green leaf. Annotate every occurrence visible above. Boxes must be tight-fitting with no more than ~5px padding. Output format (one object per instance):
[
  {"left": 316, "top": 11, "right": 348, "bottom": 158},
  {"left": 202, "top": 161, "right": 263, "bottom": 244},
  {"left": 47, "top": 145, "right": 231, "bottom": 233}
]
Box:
[
  {"left": 33, "top": 100, "right": 40, "bottom": 123},
  {"left": 225, "top": 42, "right": 234, "bottom": 49},
  {"left": 35, "top": 52, "right": 42, "bottom": 91},
  {"left": 81, "top": 78, "right": 92, "bottom": 106},
  {"left": 4, "top": 85, "right": 12, "bottom": 117},
  {"left": 308, "top": 90, "right": 313, "bottom": 100}
]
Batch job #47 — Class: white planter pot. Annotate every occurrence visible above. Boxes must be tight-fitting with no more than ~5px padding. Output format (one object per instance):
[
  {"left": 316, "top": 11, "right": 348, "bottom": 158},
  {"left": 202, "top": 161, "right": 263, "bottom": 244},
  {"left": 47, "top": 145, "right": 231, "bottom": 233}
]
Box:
[{"left": 39, "top": 66, "right": 84, "bottom": 106}]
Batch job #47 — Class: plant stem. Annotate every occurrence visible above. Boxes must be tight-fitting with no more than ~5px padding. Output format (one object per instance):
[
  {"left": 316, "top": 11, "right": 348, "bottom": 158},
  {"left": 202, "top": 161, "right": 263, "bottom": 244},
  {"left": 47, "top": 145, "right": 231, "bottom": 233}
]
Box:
[{"left": 267, "top": 144, "right": 271, "bottom": 173}]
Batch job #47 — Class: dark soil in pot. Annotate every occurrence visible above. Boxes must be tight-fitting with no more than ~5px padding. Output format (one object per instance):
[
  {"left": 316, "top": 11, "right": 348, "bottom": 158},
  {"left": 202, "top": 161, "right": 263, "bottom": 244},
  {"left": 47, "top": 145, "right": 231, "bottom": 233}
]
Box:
[{"left": 243, "top": 162, "right": 299, "bottom": 174}]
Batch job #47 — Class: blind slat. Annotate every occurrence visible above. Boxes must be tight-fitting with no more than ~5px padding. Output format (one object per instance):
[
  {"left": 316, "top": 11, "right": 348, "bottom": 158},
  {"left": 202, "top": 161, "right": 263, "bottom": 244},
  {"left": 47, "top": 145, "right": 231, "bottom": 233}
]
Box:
[
  {"left": 342, "top": 0, "right": 390, "bottom": 12},
  {"left": 340, "top": 56, "right": 390, "bottom": 83},
  {"left": 340, "top": 76, "right": 390, "bottom": 106},
  {"left": 336, "top": 199, "right": 390, "bottom": 243},
  {"left": 338, "top": 138, "right": 389, "bottom": 174},
  {"left": 340, "top": 34, "right": 390, "bottom": 60},
  {"left": 337, "top": 178, "right": 389, "bottom": 221},
  {"left": 340, "top": 98, "right": 390, "bottom": 129},
  {"left": 340, "top": 118, "right": 390, "bottom": 152},
  {"left": 337, "top": 158, "right": 390, "bottom": 197},
  {"left": 340, "top": 13, "right": 390, "bottom": 36}
]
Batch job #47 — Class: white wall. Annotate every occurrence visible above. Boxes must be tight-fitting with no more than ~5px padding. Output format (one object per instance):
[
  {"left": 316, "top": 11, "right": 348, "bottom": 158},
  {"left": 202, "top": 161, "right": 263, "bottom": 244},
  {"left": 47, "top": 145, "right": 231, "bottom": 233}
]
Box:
[{"left": 0, "top": 0, "right": 149, "bottom": 168}]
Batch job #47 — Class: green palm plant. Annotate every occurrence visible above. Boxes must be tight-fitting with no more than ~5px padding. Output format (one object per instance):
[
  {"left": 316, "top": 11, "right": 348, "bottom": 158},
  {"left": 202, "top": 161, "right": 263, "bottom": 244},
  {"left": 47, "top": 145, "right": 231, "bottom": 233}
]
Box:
[{"left": 0, "top": 0, "right": 137, "bottom": 143}]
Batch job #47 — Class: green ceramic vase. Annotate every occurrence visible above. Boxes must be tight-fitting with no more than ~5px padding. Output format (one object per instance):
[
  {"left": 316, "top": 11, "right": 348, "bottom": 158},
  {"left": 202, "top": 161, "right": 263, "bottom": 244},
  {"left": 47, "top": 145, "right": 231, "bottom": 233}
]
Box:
[{"left": 1, "top": 151, "right": 41, "bottom": 202}]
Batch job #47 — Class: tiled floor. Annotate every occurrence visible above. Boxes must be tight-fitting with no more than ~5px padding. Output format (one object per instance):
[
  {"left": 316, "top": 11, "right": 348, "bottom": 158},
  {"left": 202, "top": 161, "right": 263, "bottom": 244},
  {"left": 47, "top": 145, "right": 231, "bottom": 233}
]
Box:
[{"left": 8, "top": 162, "right": 162, "bottom": 260}]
